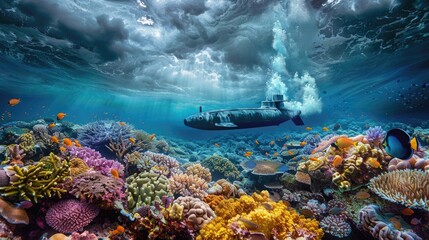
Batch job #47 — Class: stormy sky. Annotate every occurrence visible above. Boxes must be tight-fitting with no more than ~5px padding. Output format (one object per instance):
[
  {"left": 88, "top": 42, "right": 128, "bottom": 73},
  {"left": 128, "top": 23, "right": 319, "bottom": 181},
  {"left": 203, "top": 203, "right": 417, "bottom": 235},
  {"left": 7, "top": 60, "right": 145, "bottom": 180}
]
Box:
[{"left": 0, "top": 0, "right": 428, "bottom": 116}]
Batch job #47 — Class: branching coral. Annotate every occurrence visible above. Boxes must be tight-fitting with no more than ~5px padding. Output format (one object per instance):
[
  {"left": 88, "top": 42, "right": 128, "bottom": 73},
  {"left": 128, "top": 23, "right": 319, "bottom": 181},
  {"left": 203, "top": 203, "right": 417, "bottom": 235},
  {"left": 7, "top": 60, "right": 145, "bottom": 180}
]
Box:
[
  {"left": 6, "top": 144, "right": 26, "bottom": 165},
  {"left": 169, "top": 173, "right": 208, "bottom": 199},
  {"left": 0, "top": 153, "right": 70, "bottom": 202},
  {"left": 201, "top": 155, "right": 239, "bottom": 181},
  {"left": 46, "top": 199, "right": 100, "bottom": 234},
  {"left": 185, "top": 164, "right": 212, "bottom": 182},
  {"left": 126, "top": 171, "right": 170, "bottom": 213},
  {"left": 68, "top": 146, "right": 124, "bottom": 178},
  {"left": 16, "top": 132, "right": 35, "bottom": 154},
  {"left": 368, "top": 169, "right": 429, "bottom": 209},
  {"left": 358, "top": 204, "right": 422, "bottom": 240},
  {"left": 66, "top": 172, "right": 126, "bottom": 209},
  {"left": 197, "top": 191, "right": 323, "bottom": 240},
  {"left": 174, "top": 196, "right": 216, "bottom": 231},
  {"left": 320, "top": 215, "right": 351, "bottom": 238},
  {"left": 124, "top": 151, "right": 155, "bottom": 172},
  {"left": 143, "top": 151, "right": 181, "bottom": 177}
]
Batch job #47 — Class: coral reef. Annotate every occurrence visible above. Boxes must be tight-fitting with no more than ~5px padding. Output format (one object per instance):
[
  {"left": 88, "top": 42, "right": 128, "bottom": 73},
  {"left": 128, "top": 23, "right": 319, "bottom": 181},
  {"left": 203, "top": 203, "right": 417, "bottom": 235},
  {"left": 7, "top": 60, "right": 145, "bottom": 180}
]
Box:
[
  {"left": 6, "top": 144, "right": 26, "bottom": 165},
  {"left": 65, "top": 172, "right": 126, "bottom": 208},
  {"left": 365, "top": 126, "right": 385, "bottom": 143},
  {"left": 197, "top": 191, "right": 323, "bottom": 240},
  {"left": 206, "top": 179, "right": 243, "bottom": 198},
  {"left": 169, "top": 173, "right": 208, "bottom": 199},
  {"left": 174, "top": 196, "right": 216, "bottom": 231},
  {"left": 77, "top": 121, "right": 133, "bottom": 152},
  {"left": 46, "top": 199, "right": 100, "bottom": 234},
  {"left": 69, "top": 158, "right": 90, "bottom": 177},
  {"left": 388, "top": 156, "right": 429, "bottom": 172},
  {"left": 185, "top": 164, "right": 212, "bottom": 182},
  {"left": 142, "top": 151, "right": 181, "bottom": 177},
  {"left": 358, "top": 204, "right": 422, "bottom": 240},
  {"left": 320, "top": 215, "right": 351, "bottom": 238},
  {"left": 16, "top": 132, "right": 36, "bottom": 155},
  {"left": 203, "top": 195, "right": 225, "bottom": 209},
  {"left": 241, "top": 160, "right": 288, "bottom": 175},
  {"left": 201, "top": 155, "right": 239, "bottom": 181},
  {"left": 0, "top": 153, "right": 70, "bottom": 202},
  {"left": 126, "top": 171, "right": 170, "bottom": 213},
  {"left": 368, "top": 169, "right": 429, "bottom": 209},
  {"left": 68, "top": 146, "right": 124, "bottom": 178}
]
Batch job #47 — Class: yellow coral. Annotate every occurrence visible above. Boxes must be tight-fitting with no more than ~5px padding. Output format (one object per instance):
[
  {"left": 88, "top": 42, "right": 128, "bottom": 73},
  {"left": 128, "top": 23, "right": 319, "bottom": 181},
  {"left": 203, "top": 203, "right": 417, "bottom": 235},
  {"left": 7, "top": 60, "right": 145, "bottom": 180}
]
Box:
[
  {"left": 197, "top": 191, "right": 323, "bottom": 240},
  {"left": 69, "top": 158, "right": 90, "bottom": 176}
]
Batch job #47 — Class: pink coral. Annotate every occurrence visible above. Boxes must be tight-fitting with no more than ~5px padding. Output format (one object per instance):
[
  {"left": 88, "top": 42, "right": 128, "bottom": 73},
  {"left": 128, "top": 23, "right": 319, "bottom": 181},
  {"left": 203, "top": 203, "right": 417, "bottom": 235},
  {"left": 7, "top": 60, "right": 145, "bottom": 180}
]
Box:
[
  {"left": 70, "top": 231, "right": 98, "bottom": 240},
  {"left": 388, "top": 156, "right": 429, "bottom": 172},
  {"left": 143, "top": 151, "right": 180, "bottom": 177},
  {"left": 174, "top": 196, "right": 215, "bottom": 230},
  {"left": 46, "top": 199, "right": 100, "bottom": 233},
  {"left": 169, "top": 173, "right": 208, "bottom": 199},
  {"left": 68, "top": 146, "right": 124, "bottom": 177},
  {"left": 311, "top": 135, "right": 347, "bottom": 154}
]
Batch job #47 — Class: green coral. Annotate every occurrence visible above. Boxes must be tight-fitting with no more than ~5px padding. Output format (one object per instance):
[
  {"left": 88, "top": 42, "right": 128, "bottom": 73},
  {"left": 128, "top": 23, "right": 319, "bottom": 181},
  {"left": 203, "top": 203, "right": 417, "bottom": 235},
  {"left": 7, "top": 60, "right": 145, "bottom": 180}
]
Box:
[
  {"left": 0, "top": 153, "right": 70, "bottom": 202},
  {"left": 126, "top": 171, "right": 169, "bottom": 213},
  {"left": 201, "top": 155, "right": 239, "bottom": 181},
  {"left": 17, "top": 132, "right": 35, "bottom": 153}
]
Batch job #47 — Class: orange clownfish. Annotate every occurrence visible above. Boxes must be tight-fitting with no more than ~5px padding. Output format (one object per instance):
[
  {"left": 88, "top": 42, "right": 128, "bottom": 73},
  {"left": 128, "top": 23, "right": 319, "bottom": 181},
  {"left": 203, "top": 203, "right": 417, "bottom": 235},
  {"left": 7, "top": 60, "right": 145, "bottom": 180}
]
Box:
[
  {"left": 57, "top": 112, "right": 67, "bottom": 120},
  {"left": 8, "top": 98, "right": 20, "bottom": 106},
  {"left": 63, "top": 138, "right": 73, "bottom": 146},
  {"left": 50, "top": 136, "right": 59, "bottom": 143},
  {"left": 48, "top": 123, "right": 56, "bottom": 129},
  {"left": 128, "top": 137, "right": 136, "bottom": 144}
]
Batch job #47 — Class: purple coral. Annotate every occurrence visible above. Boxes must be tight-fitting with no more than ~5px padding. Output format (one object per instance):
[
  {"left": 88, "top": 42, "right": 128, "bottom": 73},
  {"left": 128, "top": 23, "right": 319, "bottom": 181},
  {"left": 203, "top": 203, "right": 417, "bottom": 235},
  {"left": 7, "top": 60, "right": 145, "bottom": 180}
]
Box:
[
  {"left": 365, "top": 126, "right": 385, "bottom": 143},
  {"left": 143, "top": 151, "right": 180, "bottom": 177},
  {"left": 68, "top": 146, "right": 124, "bottom": 177},
  {"left": 320, "top": 215, "right": 351, "bottom": 238},
  {"left": 46, "top": 199, "right": 100, "bottom": 234}
]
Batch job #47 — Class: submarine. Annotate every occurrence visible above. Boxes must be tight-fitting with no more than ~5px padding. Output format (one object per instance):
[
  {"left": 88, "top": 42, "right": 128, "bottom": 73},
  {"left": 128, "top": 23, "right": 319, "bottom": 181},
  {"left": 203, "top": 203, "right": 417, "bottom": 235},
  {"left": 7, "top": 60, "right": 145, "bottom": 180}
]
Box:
[{"left": 184, "top": 94, "right": 304, "bottom": 130}]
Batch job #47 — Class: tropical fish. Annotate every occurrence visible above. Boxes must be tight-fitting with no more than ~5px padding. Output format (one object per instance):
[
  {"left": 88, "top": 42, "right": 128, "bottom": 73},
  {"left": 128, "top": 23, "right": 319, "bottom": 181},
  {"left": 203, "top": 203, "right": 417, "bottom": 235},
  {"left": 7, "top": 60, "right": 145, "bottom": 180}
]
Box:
[
  {"left": 214, "top": 143, "right": 220, "bottom": 147},
  {"left": 128, "top": 137, "right": 136, "bottom": 144},
  {"left": 255, "top": 140, "right": 259, "bottom": 145},
  {"left": 383, "top": 128, "right": 419, "bottom": 160},
  {"left": 109, "top": 225, "right": 125, "bottom": 235},
  {"left": 59, "top": 146, "right": 66, "bottom": 152},
  {"left": 309, "top": 157, "right": 318, "bottom": 161},
  {"left": 8, "top": 98, "right": 20, "bottom": 106},
  {"left": 57, "top": 112, "right": 66, "bottom": 120},
  {"left": 269, "top": 140, "right": 275, "bottom": 146},
  {"left": 332, "top": 137, "right": 355, "bottom": 150},
  {"left": 244, "top": 151, "right": 253, "bottom": 157},
  {"left": 149, "top": 134, "right": 155, "bottom": 141},
  {"left": 48, "top": 123, "right": 55, "bottom": 129},
  {"left": 111, "top": 169, "right": 120, "bottom": 179},
  {"left": 355, "top": 191, "right": 370, "bottom": 200},
  {"left": 265, "top": 152, "right": 269, "bottom": 156},
  {"left": 50, "top": 136, "right": 59, "bottom": 143},
  {"left": 332, "top": 155, "right": 343, "bottom": 168},
  {"left": 400, "top": 208, "right": 414, "bottom": 216},
  {"left": 261, "top": 202, "right": 273, "bottom": 210},
  {"left": 300, "top": 209, "right": 314, "bottom": 218},
  {"left": 322, "top": 127, "right": 329, "bottom": 131},
  {"left": 63, "top": 138, "right": 73, "bottom": 146},
  {"left": 367, "top": 157, "right": 382, "bottom": 169},
  {"left": 237, "top": 218, "right": 259, "bottom": 230},
  {"left": 333, "top": 123, "right": 341, "bottom": 131},
  {"left": 273, "top": 152, "right": 278, "bottom": 157},
  {"left": 305, "top": 127, "right": 312, "bottom": 131},
  {"left": 299, "top": 141, "right": 307, "bottom": 146},
  {"left": 389, "top": 217, "right": 402, "bottom": 230},
  {"left": 119, "top": 122, "right": 127, "bottom": 126}
]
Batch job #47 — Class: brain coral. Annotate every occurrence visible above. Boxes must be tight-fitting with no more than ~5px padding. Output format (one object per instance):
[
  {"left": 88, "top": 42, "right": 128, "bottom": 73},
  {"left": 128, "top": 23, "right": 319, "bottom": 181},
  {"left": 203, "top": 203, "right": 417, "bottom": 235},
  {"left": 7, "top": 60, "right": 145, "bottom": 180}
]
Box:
[
  {"left": 46, "top": 199, "right": 99, "bottom": 233},
  {"left": 126, "top": 171, "right": 170, "bottom": 213},
  {"left": 174, "top": 196, "right": 216, "bottom": 231},
  {"left": 201, "top": 155, "right": 239, "bottom": 181},
  {"left": 197, "top": 191, "right": 323, "bottom": 240},
  {"left": 368, "top": 169, "right": 429, "bottom": 209}
]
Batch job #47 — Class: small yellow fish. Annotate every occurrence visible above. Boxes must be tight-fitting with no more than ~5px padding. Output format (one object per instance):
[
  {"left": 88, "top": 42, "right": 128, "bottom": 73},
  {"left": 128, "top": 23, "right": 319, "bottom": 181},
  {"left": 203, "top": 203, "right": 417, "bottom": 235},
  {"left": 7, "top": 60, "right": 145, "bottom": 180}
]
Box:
[
  {"left": 367, "top": 157, "right": 382, "bottom": 169},
  {"left": 57, "top": 112, "right": 66, "bottom": 120},
  {"left": 214, "top": 143, "right": 220, "bottom": 147},
  {"left": 273, "top": 152, "right": 278, "bottom": 157},
  {"left": 128, "top": 137, "right": 136, "bottom": 144},
  {"left": 305, "top": 127, "right": 312, "bottom": 131},
  {"left": 149, "top": 134, "right": 155, "bottom": 141},
  {"left": 300, "top": 141, "right": 307, "bottom": 146},
  {"left": 322, "top": 127, "right": 329, "bottom": 131},
  {"left": 48, "top": 123, "right": 56, "bottom": 129},
  {"left": 269, "top": 140, "right": 275, "bottom": 146},
  {"left": 332, "top": 155, "right": 343, "bottom": 168},
  {"left": 309, "top": 157, "right": 318, "bottom": 161}
]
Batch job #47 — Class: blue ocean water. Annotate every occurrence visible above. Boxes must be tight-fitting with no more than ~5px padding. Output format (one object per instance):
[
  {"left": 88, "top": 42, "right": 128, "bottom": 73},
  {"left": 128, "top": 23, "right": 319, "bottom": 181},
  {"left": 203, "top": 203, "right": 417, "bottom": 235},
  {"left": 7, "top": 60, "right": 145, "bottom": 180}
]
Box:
[{"left": 0, "top": 0, "right": 429, "bottom": 239}]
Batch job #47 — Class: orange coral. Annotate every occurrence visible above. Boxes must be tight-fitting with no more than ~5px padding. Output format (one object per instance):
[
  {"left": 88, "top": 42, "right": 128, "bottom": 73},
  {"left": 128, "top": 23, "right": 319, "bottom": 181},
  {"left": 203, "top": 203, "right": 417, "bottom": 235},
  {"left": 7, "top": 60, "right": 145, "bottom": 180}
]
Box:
[
  {"left": 69, "top": 158, "right": 90, "bottom": 176},
  {"left": 204, "top": 194, "right": 225, "bottom": 209}
]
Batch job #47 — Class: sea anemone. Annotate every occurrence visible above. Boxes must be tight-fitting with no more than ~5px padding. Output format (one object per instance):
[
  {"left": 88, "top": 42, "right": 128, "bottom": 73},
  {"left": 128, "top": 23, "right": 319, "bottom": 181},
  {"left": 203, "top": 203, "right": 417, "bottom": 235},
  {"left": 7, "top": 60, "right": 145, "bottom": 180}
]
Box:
[{"left": 365, "top": 126, "right": 385, "bottom": 143}]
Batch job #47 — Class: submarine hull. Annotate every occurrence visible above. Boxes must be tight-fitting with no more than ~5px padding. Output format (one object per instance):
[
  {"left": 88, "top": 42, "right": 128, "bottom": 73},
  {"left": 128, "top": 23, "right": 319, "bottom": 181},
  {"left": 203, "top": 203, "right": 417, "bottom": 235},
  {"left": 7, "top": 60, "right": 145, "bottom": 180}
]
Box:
[{"left": 184, "top": 107, "right": 303, "bottom": 130}]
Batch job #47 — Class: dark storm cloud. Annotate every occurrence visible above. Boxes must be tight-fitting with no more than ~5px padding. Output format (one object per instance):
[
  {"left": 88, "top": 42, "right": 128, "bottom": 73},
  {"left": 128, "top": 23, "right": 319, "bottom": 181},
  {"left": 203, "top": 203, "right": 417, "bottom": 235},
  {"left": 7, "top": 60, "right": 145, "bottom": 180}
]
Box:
[{"left": 2, "top": 0, "right": 129, "bottom": 62}]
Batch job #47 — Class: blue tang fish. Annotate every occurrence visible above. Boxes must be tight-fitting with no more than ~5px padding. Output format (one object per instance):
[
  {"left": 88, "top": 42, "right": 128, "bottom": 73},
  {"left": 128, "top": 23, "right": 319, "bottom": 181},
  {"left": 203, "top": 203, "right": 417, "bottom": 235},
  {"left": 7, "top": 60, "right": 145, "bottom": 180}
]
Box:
[{"left": 382, "top": 128, "right": 418, "bottom": 160}]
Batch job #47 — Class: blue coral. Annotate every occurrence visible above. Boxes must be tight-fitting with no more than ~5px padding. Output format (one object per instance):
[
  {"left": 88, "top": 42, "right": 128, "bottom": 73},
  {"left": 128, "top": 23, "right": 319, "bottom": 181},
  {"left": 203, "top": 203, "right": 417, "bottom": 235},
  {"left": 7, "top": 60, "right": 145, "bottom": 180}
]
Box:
[
  {"left": 77, "top": 120, "right": 133, "bottom": 157},
  {"left": 365, "top": 126, "right": 385, "bottom": 143}
]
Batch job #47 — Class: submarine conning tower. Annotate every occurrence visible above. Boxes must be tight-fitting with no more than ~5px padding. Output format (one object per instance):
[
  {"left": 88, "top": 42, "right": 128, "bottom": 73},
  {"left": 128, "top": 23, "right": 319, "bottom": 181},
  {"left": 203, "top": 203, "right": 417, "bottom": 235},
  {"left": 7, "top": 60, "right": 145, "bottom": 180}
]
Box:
[{"left": 260, "top": 94, "right": 286, "bottom": 109}]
